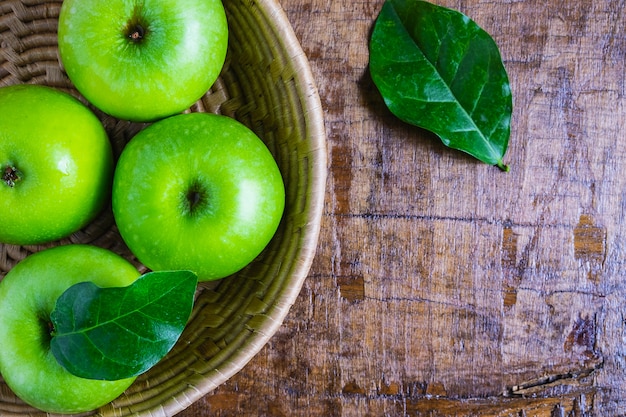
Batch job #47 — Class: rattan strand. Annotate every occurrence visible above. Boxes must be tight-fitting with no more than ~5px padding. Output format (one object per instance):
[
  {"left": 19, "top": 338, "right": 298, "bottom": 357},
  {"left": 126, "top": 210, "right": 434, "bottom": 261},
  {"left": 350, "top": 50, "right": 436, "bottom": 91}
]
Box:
[{"left": 0, "top": 0, "right": 327, "bottom": 415}]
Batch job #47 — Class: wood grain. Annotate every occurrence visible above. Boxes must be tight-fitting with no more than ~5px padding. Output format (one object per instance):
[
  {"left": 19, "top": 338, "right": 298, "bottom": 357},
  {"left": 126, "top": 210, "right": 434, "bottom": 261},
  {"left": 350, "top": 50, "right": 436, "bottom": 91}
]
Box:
[{"left": 177, "top": 0, "right": 626, "bottom": 415}]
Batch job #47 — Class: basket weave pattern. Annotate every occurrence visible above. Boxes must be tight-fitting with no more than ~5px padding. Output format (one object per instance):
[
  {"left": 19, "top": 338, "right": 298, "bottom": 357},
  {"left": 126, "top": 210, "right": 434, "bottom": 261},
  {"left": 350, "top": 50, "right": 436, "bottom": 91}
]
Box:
[{"left": 0, "top": 0, "right": 326, "bottom": 415}]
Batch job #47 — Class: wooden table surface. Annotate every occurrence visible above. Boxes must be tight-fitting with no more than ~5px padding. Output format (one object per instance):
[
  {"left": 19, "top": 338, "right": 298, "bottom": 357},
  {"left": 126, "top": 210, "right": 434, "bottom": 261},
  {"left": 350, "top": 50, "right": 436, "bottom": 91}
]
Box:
[{"left": 180, "top": 0, "right": 626, "bottom": 415}]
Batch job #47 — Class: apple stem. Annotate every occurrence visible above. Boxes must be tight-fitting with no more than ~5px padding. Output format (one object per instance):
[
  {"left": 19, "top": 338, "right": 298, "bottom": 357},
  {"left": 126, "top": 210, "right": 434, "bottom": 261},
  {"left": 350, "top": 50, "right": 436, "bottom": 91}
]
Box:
[
  {"left": 127, "top": 24, "right": 145, "bottom": 43},
  {"left": 187, "top": 190, "right": 202, "bottom": 212},
  {"left": 2, "top": 165, "right": 22, "bottom": 188},
  {"left": 188, "top": 191, "right": 200, "bottom": 205}
]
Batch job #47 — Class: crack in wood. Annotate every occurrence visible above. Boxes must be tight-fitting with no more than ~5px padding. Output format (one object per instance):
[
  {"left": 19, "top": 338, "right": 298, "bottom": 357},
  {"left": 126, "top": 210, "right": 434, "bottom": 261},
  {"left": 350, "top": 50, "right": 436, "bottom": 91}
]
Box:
[{"left": 507, "top": 359, "right": 604, "bottom": 397}]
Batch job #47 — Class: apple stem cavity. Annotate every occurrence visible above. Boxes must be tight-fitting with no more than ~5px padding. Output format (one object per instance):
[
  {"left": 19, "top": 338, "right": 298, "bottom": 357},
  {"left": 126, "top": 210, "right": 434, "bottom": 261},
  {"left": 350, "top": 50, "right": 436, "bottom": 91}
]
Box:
[
  {"left": 124, "top": 9, "right": 149, "bottom": 45},
  {"left": 2, "top": 165, "right": 22, "bottom": 188}
]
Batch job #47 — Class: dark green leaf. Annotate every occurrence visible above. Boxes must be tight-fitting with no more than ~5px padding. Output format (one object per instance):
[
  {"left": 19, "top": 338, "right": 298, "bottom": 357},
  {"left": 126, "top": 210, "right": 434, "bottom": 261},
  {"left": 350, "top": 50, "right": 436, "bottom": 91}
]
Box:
[
  {"left": 50, "top": 270, "right": 198, "bottom": 381},
  {"left": 369, "top": 0, "right": 512, "bottom": 170}
]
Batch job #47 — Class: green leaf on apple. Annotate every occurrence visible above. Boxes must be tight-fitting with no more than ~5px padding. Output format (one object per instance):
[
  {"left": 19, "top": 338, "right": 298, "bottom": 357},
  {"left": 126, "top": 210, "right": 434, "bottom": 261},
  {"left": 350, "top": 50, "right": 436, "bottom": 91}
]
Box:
[{"left": 49, "top": 270, "right": 198, "bottom": 381}]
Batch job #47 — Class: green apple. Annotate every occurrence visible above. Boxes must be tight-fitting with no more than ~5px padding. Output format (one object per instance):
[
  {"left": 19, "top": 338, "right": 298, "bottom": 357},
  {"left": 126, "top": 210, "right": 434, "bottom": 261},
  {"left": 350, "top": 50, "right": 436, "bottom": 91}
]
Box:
[
  {"left": 57, "top": 0, "right": 228, "bottom": 122},
  {"left": 0, "top": 84, "right": 113, "bottom": 245},
  {"left": 112, "top": 113, "right": 285, "bottom": 281},
  {"left": 0, "top": 244, "right": 140, "bottom": 414}
]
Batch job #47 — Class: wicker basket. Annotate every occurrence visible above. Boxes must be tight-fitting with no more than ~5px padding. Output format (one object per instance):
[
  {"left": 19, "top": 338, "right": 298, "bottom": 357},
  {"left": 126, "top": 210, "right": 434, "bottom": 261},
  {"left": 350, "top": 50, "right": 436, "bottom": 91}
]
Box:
[{"left": 0, "top": 0, "right": 327, "bottom": 415}]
